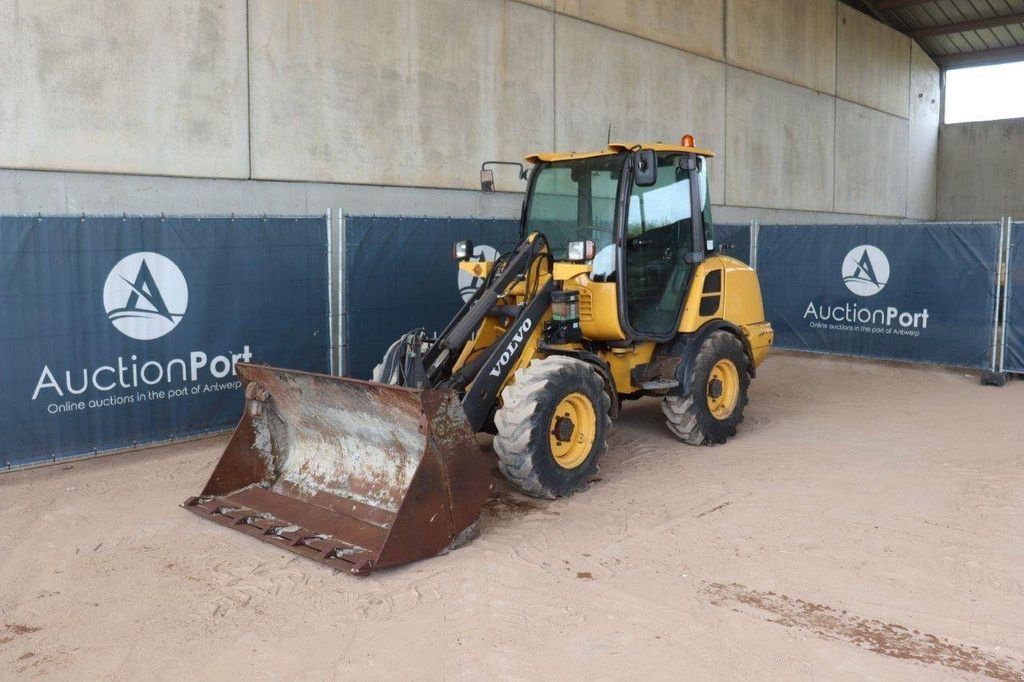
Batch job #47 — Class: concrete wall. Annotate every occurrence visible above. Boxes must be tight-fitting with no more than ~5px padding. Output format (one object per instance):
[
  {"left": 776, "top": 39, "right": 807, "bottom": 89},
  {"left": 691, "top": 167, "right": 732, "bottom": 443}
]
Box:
[
  {"left": 937, "top": 119, "right": 1024, "bottom": 220},
  {"left": 725, "top": 68, "right": 835, "bottom": 212},
  {"left": 727, "top": 0, "right": 836, "bottom": 94},
  {"left": 0, "top": 0, "right": 940, "bottom": 222},
  {"left": 836, "top": 4, "right": 910, "bottom": 118},
  {"left": 907, "top": 43, "right": 940, "bottom": 220},
  {"left": 553, "top": 15, "right": 726, "bottom": 204},
  {"left": 0, "top": 0, "right": 248, "bottom": 178},
  {"left": 249, "top": 0, "right": 553, "bottom": 189},
  {"left": 834, "top": 101, "right": 909, "bottom": 217}
]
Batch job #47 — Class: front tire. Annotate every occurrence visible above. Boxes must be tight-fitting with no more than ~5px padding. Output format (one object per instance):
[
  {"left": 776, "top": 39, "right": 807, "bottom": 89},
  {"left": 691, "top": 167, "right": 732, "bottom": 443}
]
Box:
[
  {"left": 493, "top": 357, "right": 611, "bottom": 499},
  {"left": 662, "top": 331, "right": 750, "bottom": 445}
]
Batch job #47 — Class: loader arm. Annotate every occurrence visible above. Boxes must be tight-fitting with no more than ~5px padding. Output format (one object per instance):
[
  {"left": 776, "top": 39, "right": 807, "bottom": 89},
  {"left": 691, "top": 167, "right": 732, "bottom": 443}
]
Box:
[
  {"left": 461, "top": 278, "right": 554, "bottom": 431},
  {"left": 422, "top": 235, "right": 546, "bottom": 386},
  {"left": 426, "top": 234, "right": 555, "bottom": 430}
]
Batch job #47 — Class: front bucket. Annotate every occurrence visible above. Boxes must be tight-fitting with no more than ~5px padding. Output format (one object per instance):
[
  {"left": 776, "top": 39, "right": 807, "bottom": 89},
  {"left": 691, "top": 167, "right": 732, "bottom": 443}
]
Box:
[{"left": 183, "top": 363, "right": 492, "bottom": 575}]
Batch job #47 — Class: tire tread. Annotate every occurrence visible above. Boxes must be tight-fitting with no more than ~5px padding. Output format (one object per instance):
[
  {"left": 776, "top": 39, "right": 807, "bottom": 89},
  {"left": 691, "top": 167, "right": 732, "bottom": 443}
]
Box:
[
  {"left": 662, "top": 331, "right": 749, "bottom": 446},
  {"left": 493, "top": 357, "right": 611, "bottom": 498}
]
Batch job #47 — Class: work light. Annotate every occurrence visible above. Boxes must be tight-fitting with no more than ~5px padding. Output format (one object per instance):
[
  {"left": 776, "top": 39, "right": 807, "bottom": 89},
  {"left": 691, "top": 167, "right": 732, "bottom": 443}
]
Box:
[
  {"left": 452, "top": 240, "right": 473, "bottom": 261},
  {"left": 566, "top": 240, "right": 596, "bottom": 262}
]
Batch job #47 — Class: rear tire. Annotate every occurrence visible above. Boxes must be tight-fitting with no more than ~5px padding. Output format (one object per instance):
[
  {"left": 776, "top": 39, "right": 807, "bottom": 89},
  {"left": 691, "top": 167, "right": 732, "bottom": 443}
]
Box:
[
  {"left": 494, "top": 357, "right": 611, "bottom": 499},
  {"left": 662, "top": 331, "right": 749, "bottom": 445}
]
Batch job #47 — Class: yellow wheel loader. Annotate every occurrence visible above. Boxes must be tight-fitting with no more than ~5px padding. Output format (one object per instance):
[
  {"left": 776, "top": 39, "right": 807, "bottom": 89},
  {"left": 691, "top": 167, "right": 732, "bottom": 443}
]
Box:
[{"left": 184, "top": 138, "right": 773, "bottom": 574}]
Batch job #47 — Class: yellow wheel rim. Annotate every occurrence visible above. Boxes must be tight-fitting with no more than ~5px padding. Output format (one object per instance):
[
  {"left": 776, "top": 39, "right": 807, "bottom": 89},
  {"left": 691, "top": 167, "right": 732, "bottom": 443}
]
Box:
[
  {"left": 706, "top": 359, "right": 740, "bottom": 420},
  {"left": 548, "top": 392, "right": 597, "bottom": 469}
]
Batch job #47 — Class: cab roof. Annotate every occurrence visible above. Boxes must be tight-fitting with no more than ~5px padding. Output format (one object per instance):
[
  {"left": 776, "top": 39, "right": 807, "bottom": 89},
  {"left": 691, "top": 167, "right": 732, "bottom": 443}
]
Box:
[{"left": 525, "top": 141, "right": 715, "bottom": 164}]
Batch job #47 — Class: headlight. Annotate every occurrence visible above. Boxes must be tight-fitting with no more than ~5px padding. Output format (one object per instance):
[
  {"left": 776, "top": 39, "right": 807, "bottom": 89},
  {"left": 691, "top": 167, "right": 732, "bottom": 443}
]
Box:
[
  {"left": 566, "top": 240, "right": 596, "bottom": 262},
  {"left": 452, "top": 240, "right": 473, "bottom": 261}
]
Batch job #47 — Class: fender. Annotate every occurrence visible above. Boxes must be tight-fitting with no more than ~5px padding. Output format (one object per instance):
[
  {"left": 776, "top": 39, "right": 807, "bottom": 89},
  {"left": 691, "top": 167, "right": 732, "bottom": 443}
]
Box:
[
  {"left": 671, "top": 319, "right": 755, "bottom": 397},
  {"left": 535, "top": 348, "right": 619, "bottom": 419}
]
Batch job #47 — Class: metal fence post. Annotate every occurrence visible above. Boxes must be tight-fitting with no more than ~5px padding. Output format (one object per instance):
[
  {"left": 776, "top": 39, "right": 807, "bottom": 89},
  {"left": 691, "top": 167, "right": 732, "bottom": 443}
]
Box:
[
  {"left": 1000, "top": 217, "right": 1013, "bottom": 373},
  {"left": 989, "top": 217, "right": 1007, "bottom": 374},
  {"left": 337, "top": 211, "right": 348, "bottom": 377},
  {"left": 981, "top": 217, "right": 1011, "bottom": 385},
  {"left": 326, "top": 209, "right": 335, "bottom": 375}
]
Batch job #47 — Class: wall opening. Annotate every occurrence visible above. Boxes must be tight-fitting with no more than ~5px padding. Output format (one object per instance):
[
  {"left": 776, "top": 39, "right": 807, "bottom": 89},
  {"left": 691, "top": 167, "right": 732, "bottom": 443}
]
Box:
[{"left": 944, "top": 61, "right": 1024, "bottom": 124}]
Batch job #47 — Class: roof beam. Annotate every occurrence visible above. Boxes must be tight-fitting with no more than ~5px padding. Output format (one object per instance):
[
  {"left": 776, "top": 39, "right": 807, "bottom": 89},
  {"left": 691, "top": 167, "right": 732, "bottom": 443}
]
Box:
[
  {"left": 909, "top": 12, "right": 1024, "bottom": 38},
  {"left": 856, "top": 0, "right": 890, "bottom": 24},
  {"left": 935, "top": 44, "right": 1024, "bottom": 68},
  {"left": 875, "top": 0, "right": 933, "bottom": 9}
]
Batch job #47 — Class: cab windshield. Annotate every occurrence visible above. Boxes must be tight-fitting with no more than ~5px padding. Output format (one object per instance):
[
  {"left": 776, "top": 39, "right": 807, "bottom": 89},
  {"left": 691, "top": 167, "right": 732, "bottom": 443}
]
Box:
[{"left": 524, "top": 155, "right": 624, "bottom": 261}]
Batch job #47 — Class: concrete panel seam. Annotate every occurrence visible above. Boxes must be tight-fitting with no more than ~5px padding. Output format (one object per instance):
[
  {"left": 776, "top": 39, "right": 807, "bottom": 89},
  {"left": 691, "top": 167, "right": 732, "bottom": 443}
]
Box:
[
  {"left": 722, "top": 0, "right": 728, "bottom": 67},
  {"left": 832, "top": 97, "right": 838, "bottom": 213},
  {"left": 904, "top": 41, "right": 916, "bottom": 219},
  {"left": 716, "top": 201, "right": 908, "bottom": 220},
  {"left": 532, "top": 6, "right": 836, "bottom": 98},
  {"left": 509, "top": 0, "right": 724, "bottom": 61},
  {"left": 246, "top": 0, "right": 253, "bottom": 180},
  {"left": 549, "top": 12, "right": 909, "bottom": 119},
  {"left": 545, "top": 10, "right": 716, "bottom": 64},
  {"left": 833, "top": 5, "right": 839, "bottom": 216},
  {"left": 4, "top": 165, "right": 527, "bottom": 198},
  {"left": 552, "top": 8, "right": 558, "bottom": 150},
  {"left": 832, "top": 95, "right": 909, "bottom": 121},
  {"left": 233, "top": 175, "right": 527, "bottom": 195},
  {"left": 723, "top": 41, "right": 729, "bottom": 203},
  {"left": 0, "top": 164, "right": 252, "bottom": 184}
]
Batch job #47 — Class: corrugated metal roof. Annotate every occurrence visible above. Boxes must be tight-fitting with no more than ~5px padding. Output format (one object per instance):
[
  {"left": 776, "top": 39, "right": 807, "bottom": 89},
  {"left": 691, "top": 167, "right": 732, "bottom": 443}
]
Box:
[{"left": 840, "top": 0, "right": 1024, "bottom": 68}]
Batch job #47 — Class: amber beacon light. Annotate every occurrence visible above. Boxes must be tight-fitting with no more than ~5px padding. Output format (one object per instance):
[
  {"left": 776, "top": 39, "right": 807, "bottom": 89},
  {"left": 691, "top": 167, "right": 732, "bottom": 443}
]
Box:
[{"left": 681, "top": 134, "right": 695, "bottom": 147}]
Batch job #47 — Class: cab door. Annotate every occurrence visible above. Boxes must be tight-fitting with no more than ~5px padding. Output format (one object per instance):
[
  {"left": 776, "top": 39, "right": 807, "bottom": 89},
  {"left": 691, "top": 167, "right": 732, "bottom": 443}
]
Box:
[{"left": 620, "top": 153, "right": 705, "bottom": 339}]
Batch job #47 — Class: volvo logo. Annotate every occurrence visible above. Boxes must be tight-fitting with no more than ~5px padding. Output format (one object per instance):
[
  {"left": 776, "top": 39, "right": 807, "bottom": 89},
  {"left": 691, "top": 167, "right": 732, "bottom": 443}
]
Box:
[
  {"left": 103, "top": 252, "right": 188, "bottom": 340},
  {"left": 842, "top": 245, "right": 889, "bottom": 297}
]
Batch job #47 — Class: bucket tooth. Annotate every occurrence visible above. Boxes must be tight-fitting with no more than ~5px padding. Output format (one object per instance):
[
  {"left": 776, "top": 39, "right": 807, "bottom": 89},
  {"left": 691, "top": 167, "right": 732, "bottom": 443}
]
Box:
[{"left": 183, "top": 363, "right": 492, "bottom": 575}]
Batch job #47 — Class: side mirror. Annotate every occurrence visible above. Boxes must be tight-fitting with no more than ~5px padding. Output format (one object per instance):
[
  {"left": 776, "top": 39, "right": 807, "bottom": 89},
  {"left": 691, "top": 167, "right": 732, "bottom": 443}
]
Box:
[
  {"left": 479, "top": 161, "right": 527, "bottom": 193},
  {"left": 480, "top": 169, "right": 495, "bottom": 193},
  {"left": 633, "top": 149, "right": 657, "bottom": 187}
]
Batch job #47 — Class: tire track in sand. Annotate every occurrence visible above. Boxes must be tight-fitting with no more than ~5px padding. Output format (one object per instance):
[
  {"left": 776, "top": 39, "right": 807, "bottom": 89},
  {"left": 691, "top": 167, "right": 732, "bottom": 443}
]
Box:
[{"left": 702, "top": 582, "right": 1024, "bottom": 680}]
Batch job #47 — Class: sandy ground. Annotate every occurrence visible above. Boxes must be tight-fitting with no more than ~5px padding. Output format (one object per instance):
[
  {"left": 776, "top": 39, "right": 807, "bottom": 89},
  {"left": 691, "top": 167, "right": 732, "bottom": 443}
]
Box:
[{"left": 1, "top": 353, "right": 1022, "bottom": 680}]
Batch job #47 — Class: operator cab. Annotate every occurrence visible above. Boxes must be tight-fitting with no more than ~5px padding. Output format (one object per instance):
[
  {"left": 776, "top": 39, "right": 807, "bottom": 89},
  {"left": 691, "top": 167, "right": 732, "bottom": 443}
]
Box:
[{"left": 521, "top": 137, "right": 715, "bottom": 341}]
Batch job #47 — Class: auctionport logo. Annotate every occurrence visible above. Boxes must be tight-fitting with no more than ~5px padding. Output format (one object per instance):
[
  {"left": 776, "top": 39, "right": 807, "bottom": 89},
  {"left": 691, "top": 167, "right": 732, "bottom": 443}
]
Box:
[
  {"left": 803, "top": 242, "right": 928, "bottom": 334},
  {"left": 458, "top": 244, "right": 498, "bottom": 302},
  {"left": 103, "top": 252, "right": 188, "bottom": 340},
  {"left": 842, "top": 245, "right": 889, "bottom": 296}
]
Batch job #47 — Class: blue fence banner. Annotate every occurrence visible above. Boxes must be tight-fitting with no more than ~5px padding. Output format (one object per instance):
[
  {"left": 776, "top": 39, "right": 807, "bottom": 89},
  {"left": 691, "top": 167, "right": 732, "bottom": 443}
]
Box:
[
  {"left": 1004, "top": 221, "right": 1024, "bottom": 373},
  {"left": 714, "top": 223, "right": 751, "bottom": 265},
  {"left": 343, "top": 216, "right": 519, "bottom": 379},
  {"left": 758, "top": 223, "right": 1001, "bottom": 368},
  {"left": 0, "top": 215, "right": 329, "bottom": 469}
]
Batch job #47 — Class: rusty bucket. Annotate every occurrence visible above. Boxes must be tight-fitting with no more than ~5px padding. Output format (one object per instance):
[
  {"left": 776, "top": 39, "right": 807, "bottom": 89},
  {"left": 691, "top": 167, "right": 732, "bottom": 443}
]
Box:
[{"left": 183, "top": 363, "right": 492, "bottom": 575}]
